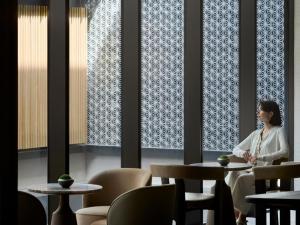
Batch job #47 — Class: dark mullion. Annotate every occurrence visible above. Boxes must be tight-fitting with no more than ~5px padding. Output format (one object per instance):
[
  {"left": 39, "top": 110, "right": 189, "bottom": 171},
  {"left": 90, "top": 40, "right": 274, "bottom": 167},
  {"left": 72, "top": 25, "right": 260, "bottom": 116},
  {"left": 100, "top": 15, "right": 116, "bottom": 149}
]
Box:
[
  {"left": 121, "top": 0, "right": 141, "bottom": 168},
  {"left": 0, "top": 0, "right": 18, "bottom": 224},
  {"left": 184, "top": 0, "right": 202, "bottom": 165},
  {"left": 285, "top": 0, "right": 294, "bottom": 161},
  {"left": 48, "top": 0, "right": 69, "bottom": 222},
  {"left": 239, "top": 0, "right": 257, "bottom": 141}
]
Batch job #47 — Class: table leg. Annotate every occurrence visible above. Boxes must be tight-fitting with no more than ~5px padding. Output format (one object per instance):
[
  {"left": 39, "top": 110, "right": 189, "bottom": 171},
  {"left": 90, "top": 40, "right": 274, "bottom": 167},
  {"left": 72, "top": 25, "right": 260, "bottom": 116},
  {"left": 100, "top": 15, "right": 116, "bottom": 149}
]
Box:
[
  {"left": 280, "top": 208, "right": 290, "bottom": 225},
  {"left": 51, "top": 194, "right": 77, "bottom": 225},
  {"left": 215, "top": 181, "right": 236, "bottom": 225}
]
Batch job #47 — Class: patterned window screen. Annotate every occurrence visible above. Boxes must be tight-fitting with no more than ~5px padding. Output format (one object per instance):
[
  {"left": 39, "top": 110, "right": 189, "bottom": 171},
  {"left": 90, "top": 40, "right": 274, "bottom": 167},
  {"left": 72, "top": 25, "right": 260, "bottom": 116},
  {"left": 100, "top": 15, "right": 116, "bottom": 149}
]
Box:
[
  {"left": 202, "top": 0, "right": 239, "bottom": 152},
  {"left": 141, "top": 0, "right": 184, "bottom": 149},
  {"left": 256, "top": 0, "right": 286, "bottom": 128},
  {"left": 86, "top": 0, "right": 121, "bottom": 146}
]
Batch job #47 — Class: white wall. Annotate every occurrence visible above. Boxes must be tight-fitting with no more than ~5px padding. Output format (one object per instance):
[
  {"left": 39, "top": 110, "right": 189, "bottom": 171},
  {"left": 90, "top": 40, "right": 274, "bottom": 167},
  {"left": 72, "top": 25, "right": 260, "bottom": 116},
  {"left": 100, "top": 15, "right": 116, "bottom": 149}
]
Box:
[{"left": 294, "top": 0, "right": 300, "bottom": 188}]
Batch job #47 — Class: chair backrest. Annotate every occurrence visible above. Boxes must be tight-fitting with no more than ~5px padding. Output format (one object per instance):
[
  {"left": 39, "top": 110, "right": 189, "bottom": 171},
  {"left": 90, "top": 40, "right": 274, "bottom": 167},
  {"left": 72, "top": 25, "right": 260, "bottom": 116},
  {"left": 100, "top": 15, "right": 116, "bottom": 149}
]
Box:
[
  {"left": 18, "top": 191, "right": 46, "bottom": 225},
  {"left": 253, "top": 163, "right": 300, "bottom": 193},
  {"left": 83, "top": 168, "right": 152, "bottom": 207},
  {"left": 150, "top": 164, "right": 224, "bottom": 205},
  {"left": 151, "top": 164, "right": 224, "bottom": 182},
  {"left": 107, "top": 184, "right": 176, "bottom": 225},
  {"left": 281, "top": 161, "right": 300, "bottom": 166}
]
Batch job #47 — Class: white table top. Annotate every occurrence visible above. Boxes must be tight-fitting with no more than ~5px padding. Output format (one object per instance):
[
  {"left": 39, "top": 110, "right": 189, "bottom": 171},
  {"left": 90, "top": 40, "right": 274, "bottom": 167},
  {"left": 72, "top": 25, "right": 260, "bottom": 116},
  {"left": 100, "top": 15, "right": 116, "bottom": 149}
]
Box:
[{"left": 28, "top": 183, "right": 102, "bottom": 195}]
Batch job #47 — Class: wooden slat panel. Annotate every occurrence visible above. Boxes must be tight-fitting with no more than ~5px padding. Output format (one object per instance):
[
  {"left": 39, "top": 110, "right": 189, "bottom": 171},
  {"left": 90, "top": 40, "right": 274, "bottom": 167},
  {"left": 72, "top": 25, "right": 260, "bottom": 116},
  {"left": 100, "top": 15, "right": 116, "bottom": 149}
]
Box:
[
  {"left": 18, "top": 5, "right": 48, "bottom": 149},
  {"left": 18, "top": 5, "right": 87, "bottom": 149},
  {"left": 69, "top": 7, "right": 87, "bottom": 144}
]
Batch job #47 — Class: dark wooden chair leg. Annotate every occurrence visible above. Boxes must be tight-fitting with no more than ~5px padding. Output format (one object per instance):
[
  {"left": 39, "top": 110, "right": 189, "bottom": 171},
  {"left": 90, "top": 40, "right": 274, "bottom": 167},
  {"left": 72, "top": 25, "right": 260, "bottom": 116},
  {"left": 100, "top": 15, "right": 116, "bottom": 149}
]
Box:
[
  {"left": 280, "top": 208, "right": 290, "bottom": 225},
  {"left": 269, "top": 208, "right": 278, "bottom": 225},
  {"left": 199, "top": 211, "right": 203, "bottom": 225},
  {"left": 296, "top": 208, "right": 300, "bottom": 225}
]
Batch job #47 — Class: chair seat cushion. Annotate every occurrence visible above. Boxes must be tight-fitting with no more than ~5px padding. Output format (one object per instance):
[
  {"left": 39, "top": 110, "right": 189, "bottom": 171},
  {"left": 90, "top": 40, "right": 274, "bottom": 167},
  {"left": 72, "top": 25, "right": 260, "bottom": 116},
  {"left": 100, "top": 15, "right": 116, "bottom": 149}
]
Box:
[
  {"left": 76, "top": 206, "right": 109, "bottom": 225},
  {"left": 185, "top": 192, "right": 215, "bottom": 210},
  {"left": 90, "top": 219, "right": 107, "bottom": 225}
]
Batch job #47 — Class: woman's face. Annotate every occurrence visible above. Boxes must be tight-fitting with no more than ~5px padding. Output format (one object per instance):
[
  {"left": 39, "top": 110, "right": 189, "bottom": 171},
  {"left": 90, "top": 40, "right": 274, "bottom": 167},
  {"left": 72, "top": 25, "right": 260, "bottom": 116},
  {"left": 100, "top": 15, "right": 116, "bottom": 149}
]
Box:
[{"left": 257, "top": 106, "right": 273, "bottom": 123}]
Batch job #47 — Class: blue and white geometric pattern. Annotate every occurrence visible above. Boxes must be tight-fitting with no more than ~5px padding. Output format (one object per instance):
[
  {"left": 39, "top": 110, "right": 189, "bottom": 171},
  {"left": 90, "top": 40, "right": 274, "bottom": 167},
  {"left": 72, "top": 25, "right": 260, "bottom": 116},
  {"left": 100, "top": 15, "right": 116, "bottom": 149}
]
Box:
[
  {"left": 256, "top": 0, "right": 286, "bottom": 128},
  {"left": 141, "top": 0, "right": 184, "bottom": 149},
  {"left": 86, "top": 0, "right": 121, "bottom": 146},
  {"left": 202, "top": 0, "right": 240, "bottom": 152}
]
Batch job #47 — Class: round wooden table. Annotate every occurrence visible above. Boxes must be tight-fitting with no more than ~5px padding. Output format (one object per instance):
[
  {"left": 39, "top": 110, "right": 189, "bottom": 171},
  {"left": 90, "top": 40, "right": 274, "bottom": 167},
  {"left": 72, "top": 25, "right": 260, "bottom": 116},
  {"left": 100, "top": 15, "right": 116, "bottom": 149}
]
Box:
[
  {"left": 190, "top": 162, "right": 252, "bottom": 171},
  {"left": 28, "top": 183, "right": 102, "bottom": 225}
]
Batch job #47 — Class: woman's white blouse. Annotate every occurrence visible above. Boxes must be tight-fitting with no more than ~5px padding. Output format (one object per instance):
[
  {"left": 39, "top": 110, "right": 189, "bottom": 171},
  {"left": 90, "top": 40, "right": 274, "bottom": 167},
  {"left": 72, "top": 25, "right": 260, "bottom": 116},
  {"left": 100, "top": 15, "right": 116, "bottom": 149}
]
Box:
[{"left": 232, "top": 126, "right": 289, "bottom": 165}]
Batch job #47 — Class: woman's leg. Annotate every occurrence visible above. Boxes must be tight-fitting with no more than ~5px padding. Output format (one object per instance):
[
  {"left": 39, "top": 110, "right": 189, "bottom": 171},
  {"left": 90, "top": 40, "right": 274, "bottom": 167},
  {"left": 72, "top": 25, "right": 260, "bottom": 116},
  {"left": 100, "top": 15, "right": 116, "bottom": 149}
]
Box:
[
  {"left": 231, "top": 172, "right": 255, "bottom": 223},
  {"left": 226, "top": 171, "right": 247, "bottom": 220}
]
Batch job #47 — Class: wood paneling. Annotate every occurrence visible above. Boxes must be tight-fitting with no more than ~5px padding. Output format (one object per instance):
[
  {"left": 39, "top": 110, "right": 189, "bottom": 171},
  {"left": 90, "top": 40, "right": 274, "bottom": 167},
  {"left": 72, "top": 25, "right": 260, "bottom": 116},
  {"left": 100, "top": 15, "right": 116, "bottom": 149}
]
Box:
[
  {"left": 18, "top": 5, "right": 48, "bottom": 149},
  {"left": 18, "top": 5, "right": 87, "bottom": 149},
  {"left": 69, "top": 7, "right": 87, "bottom": 144}
]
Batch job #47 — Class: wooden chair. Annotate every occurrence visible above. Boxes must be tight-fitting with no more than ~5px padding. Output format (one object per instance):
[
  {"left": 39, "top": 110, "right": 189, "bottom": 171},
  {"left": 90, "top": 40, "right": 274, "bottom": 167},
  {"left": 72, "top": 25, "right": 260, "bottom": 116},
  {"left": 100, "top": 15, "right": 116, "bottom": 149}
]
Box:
[
  {"left": 227, "top": 154, "right": 288, "bottom": 190},
  {"left": 75, "top": 168, "right": 152, "bottom": 225},
  {"left": 18, "top": 191, "right": 46, "bottom": 225},
  {"left": 226, "top": 155, "right": 290, "bottom": 224},
  {"left": 150, "top": 164, "right": 236, "bottom": 225},
  {"left": 252, "top": 163, "right": 300, "bottom": 225},
  {"left": 90, "top": 185, "right": 176, "bottom": 225}
]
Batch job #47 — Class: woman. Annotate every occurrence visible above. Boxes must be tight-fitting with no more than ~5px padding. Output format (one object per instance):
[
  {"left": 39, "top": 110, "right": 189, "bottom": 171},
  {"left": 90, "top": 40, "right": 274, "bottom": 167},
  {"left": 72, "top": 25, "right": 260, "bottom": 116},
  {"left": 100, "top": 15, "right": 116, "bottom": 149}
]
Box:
[{"left": 227, "top": 100, "right": 289, "bottom": 225}]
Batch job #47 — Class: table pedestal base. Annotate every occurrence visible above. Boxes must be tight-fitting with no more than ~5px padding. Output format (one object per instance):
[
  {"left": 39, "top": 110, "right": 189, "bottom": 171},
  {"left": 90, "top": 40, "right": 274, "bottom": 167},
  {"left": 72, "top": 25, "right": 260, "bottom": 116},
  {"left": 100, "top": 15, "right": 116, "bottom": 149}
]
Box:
[{"left": 51, "top": 194, "right": 77, "bottom": 225}]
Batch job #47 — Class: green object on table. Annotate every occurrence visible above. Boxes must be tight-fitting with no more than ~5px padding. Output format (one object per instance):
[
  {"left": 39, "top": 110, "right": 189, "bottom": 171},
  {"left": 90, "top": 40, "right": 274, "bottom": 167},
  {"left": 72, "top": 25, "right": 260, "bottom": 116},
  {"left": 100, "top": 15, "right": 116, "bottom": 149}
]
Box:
[
  {"left": 58, "top": 174, "right": 72, "bottom": 180},
  {"left": 58, "top": 174, "right": 74, "bottom": 188},
  {"left": 217, "top": 155, "right": 230, "bottom": 166}
]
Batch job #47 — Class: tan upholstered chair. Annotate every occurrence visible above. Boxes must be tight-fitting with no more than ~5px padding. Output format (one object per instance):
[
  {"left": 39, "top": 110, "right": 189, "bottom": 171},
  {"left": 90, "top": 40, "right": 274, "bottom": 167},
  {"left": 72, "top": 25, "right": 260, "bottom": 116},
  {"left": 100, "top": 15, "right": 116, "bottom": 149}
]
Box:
[
  {"left": 75, "top": 168, "right": 152, "bottom": 225},
  {"left": 18, "top": 191, "right": 46, "bottom": 225},
  {"left": 251, "top": 163, "right": 300, "bottom": 225},
  {"left": 150, "top": 164, "right": 235, "bottom": 225},
  {"left": 90, "top": 184, "right": 176, "bottom": 225}
]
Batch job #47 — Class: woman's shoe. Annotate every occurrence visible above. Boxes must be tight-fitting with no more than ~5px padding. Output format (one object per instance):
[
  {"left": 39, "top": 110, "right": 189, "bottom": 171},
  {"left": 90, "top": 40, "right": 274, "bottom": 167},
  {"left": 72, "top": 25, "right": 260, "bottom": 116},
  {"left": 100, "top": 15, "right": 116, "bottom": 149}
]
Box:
[{"left": 236, "top": 219, "right": 247, "bottom": 225}]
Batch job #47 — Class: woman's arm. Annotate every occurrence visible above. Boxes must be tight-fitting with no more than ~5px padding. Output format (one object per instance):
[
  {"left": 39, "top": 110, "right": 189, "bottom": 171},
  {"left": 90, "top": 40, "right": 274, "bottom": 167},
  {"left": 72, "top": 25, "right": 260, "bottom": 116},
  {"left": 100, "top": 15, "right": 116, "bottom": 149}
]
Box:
[{"left": 232, "top": 131, "right": 255, "bottom": 158}]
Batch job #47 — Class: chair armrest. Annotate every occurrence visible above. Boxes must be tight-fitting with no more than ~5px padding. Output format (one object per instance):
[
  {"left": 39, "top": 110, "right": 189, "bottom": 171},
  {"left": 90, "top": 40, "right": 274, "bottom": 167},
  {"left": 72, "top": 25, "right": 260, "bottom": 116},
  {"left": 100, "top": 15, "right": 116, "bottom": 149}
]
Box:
[
  {"left": 226, "top": 154, "right": 247, "bottom": 163},
  {"left": 272, "top": 157, "right": 288, "bottom": 165}
]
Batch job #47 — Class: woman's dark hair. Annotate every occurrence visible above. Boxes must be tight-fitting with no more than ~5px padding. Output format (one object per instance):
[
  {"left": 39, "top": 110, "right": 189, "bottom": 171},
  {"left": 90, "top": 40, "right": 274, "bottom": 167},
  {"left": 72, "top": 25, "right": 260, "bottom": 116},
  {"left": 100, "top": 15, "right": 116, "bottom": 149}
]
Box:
[{"left": 259, "top": 100, "right": 282, "bottom": 126}]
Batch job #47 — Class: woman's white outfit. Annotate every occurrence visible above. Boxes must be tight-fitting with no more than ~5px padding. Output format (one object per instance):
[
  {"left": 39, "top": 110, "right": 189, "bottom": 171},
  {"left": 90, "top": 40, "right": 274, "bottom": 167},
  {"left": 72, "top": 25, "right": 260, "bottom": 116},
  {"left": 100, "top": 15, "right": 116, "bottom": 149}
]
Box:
[{"left": 226, "top": 126, "right": 289, "bottom": 215}]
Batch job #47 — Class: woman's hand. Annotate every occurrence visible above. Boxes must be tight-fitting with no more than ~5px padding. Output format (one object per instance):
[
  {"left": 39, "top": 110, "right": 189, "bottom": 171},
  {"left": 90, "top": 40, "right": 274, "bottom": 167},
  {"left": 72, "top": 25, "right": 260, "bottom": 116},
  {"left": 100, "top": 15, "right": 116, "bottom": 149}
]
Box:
[
  {"left": 242, "top": 151, "right": 251, "bottom": 162},
  {"left": 249, "top": 155, "right": 257, "bottom": 165}
]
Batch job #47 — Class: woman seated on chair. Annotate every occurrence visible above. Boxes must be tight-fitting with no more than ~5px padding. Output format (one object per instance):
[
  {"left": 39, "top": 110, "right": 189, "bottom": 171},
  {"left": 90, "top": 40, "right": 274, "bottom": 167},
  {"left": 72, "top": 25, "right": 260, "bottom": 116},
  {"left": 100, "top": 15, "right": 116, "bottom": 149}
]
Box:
[{"left": 226, "top": 100, "right": 289, "bottom": 225}]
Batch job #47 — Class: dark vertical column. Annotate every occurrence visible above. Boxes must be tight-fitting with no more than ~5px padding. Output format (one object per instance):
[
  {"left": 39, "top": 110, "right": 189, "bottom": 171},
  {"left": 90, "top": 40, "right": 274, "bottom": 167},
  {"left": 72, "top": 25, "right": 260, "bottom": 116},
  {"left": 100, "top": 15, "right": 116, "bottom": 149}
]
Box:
[
  {"left": 48, "top": 0, "right": 70, "bottom": 221},
  {"left": 0, "top": 1, "right": 18, "bottom": 225},
  {"left": 121, "top": 0, "right": 141, "bottom": 168},
  {"left": 184, "top": 0, "right": 202, "bottom": 165},
  {"left": 184, "top": 0, "right": 202, "bottom": 224},
  {"left": 285, "top": 0, "right": 294, "bottom": 161},
  {"left": 239, "top": 0, "right": 257, "bottom": 140}
]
